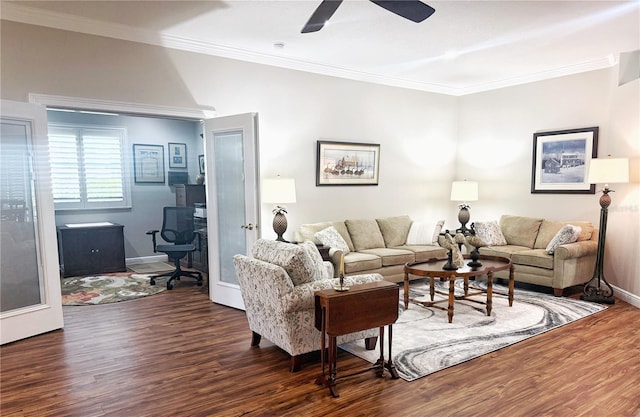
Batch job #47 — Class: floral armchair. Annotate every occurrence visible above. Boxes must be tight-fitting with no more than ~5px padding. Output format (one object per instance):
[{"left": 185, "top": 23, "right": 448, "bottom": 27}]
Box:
[{"left": 233, "top": 239, "right": 385, "bottom": 372}]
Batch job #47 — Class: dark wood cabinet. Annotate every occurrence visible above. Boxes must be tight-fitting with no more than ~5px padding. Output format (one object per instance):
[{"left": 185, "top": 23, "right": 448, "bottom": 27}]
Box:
[
  {"left": 57, "top": 223, "right": 126, "bottom": 277},
  {"left": 175, "top": 184, "right": 205, "bottom": 207}
]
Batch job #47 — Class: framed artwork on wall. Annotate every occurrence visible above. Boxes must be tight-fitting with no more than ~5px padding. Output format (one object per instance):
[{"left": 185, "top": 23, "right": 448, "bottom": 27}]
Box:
[
  {"left": 316, "top": 140, "right": 380, "bottom": 186},
  {"left": 531, "top": 127, "right": 598, "bottom": 194},
  {"left": 133, "top": 144, "right": 165, "bottom": 184},
  {"left": 168, "top": 142, "right": 187, "bottom": 169},
  {"left": 198, "top": 154, "right": 205, "bottom": 174}
]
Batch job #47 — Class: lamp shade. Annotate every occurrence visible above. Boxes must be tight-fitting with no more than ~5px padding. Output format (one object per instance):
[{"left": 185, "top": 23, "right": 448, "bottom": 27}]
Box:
[
  {"left": 587, "top": 157, "right": 629, "bottom": 185},
  {"left": 450, "top": 180, "right": 478, "bottom": 202},
  {"left": 262, "top": 177, "right": 296, "bottom": 204}
]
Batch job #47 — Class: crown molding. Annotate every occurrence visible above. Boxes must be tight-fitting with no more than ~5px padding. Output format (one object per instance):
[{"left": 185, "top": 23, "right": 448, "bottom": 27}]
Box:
[{"left": 2, "top": 3, "right": 617, "bottom": 97}]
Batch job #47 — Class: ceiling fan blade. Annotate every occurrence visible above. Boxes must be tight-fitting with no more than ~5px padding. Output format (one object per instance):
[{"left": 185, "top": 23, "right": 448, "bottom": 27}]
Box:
[
  {"left": 301, "top": 0, "right": 343, "bottom": 33},
  {"left": 370, "top": 0, "right": 435, "bottom": 23}
]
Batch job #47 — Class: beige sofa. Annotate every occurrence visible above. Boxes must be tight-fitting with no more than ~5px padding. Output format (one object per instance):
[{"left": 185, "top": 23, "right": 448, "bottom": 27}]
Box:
[
  {"left": 295, "top": 215, "right": 447, "bottom": 282},
  {"left": 474, "top": 214, "right": 598, "bottom": 296}
]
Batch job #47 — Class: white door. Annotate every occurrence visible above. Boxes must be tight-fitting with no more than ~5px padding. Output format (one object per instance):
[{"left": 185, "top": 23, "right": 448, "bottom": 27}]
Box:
[
  {"left": 0, "top": 100, "right": 64, "bottom": 344},
  {"left": 203, "top": 113, "right": 259, "bottom": 310}
]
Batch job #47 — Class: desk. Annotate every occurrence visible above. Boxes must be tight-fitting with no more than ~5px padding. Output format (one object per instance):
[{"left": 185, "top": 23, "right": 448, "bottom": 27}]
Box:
[
  {"left": 404, "top": 255, "right": 513, "bottom": 323},
  {"left": 314, "top": 281, "right": 399, "bottom": 397}
]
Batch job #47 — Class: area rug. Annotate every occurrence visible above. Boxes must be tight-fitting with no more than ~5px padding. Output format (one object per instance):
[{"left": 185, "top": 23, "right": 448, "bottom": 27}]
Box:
[
  {"left": 61, "top": 272, "right": 166, "bottom": 306},
  {"left": 340, "top": 279, "right": 606, "bottom": 381},
  {"left": 127, "top": 261, "right": 175, "bottom": 274}
]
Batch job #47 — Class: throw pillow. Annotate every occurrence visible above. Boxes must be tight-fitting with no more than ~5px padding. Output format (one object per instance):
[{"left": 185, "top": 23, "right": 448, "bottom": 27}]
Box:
[
  {"left": 546, "top": 224, "right": 582, "bottom": 254},
  {"left": 314, "top": 226, "right": 350, "bottom": 254},
  {"left": 299, "top": 240, "right": 329, "bottom": 280},
  {"left": 406, "top": 220, "right": 445, "bottom": 245},
  {"left": 473, "top": 220, "right": 507, "bottom": 246}
]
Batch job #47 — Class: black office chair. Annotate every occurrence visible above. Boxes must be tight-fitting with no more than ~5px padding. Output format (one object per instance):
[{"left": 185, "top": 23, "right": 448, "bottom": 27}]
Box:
[{"left": 146, "top": 206, "right": 203, "bottom": 290}]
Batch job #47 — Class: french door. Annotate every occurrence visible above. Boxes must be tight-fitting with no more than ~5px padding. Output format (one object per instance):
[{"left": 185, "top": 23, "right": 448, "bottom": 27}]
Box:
[
  {"left": 203, "top": 113, "right": 260, "bottom": 310},
  {"left": 0, "top": 100, "right": 64, "bottom": 344}
]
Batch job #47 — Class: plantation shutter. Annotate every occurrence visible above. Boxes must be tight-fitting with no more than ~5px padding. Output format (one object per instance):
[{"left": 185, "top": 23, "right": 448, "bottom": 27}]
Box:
[{"left": 49, "top": 125, "right": 130, "bottom": 210}]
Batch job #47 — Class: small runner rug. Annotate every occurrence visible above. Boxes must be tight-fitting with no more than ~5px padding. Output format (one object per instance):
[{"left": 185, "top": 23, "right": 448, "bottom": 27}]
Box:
[
  {"left": 340, "top": 279, "right": 606, "bottom": 381},
  {"left": 61, "top": 272, "right": 166, "bottom": 306}
]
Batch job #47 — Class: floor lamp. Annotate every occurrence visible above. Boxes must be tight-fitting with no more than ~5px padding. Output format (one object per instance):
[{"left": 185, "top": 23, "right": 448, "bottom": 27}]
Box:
[
  {"left": 262, "top": 176, "right": 297, "bottom": 242},
  {"left": 450, "top": 180, "right": 478, "bottom": 235},
  {"left": 581, "top": 156, "right": 629, "bottom": 304}
]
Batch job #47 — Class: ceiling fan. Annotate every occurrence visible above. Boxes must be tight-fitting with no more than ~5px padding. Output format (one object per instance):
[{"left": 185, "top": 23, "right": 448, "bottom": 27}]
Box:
[{"left": 301, "top": 0, "right": 435, "bottom": 33}]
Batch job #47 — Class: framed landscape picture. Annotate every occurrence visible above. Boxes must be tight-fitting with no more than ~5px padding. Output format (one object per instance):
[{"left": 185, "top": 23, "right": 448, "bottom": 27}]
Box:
[
  {"left": 316, "top": 140, "right": 380, "bottom": 186},
  {"left": 531, "top": 127, "right": 598, "bottom": 194},
  {"left": 168, "top": 142, "right": 187, "bottom": 169}
]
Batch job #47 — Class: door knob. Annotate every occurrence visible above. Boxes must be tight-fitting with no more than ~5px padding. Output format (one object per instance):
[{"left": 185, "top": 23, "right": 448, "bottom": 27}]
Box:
[{"left": 241, "top": 223, "right": 256, "bottom": 230}]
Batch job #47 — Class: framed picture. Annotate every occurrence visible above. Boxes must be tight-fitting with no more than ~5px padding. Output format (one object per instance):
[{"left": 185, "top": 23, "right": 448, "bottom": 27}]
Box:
[
  {"left": 531, "top": 127, "right": 598, "bottom": 194},
  {"left": 316, "top": 140, "right": 380, "bottom": 186},
  {"left": 198, "top": 154, "right": 205, "bottom": 174},
  {"left": 168, "top": 142, "right": 187, "bottom": 169},
  {"left": 133, "top": 144, "right": 165, "bottom": 184}
]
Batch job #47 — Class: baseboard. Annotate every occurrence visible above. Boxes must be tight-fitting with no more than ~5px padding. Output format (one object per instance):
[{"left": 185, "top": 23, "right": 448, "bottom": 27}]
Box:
[
  {"left": 126, "top": 255, "right": 168, "bottom": 265},
  {"left": 612, "top": 284, "right": 640, "bottom": 309}
]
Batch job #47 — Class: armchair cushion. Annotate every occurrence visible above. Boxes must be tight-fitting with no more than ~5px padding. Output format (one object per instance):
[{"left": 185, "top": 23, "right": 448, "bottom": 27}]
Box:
[
  {"left": 252, "top": 240, "right": 316, "bottom": 286},
  {"left": 299, "top": 240, "right": 330, "bottom": 281}
]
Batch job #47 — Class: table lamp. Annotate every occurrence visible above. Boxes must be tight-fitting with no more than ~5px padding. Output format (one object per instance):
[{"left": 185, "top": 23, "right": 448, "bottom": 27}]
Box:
[
  {"left": 581, "top": 155, "right": 629, "bottom": 304},
  {"left": 262, "top": 175, "right": 296, "bottom": 242},
  {"left": 450, "top": 180, "right": 478, "bottom": 235}
]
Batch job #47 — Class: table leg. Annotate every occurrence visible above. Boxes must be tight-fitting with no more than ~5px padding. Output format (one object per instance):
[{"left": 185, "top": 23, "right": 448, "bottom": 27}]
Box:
[
  {"left": 464, "top": 276, "right": 469, "bottom": 296},
  {"left": 486, "top": 271, "right": 493, "bottom": 316},
  {"left": 429, "top": 276, "right": 435, "bottom": 301},
  {"left": 375, "top": 326, "right": 385, "bottom": 377},
  {"left": 404, "top": 272, "right": 409, "bottom": 309},
  {"left": 328, "top": 335, "right": 339, "bottom": 397},
  {"left": 448, "top": 275, "right": 455, "bottom": 323},
  {"left": 508, "top": 264, "right": 515, "bottom": 307},
  {"left": 386, "top": 324, "right": 399, "bottom": 379}
]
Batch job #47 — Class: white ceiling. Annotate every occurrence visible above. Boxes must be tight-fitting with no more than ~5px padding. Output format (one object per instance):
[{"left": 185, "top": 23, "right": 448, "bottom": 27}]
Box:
[{"left": 3, "top": 0, "right": 639, "bottom": 95}]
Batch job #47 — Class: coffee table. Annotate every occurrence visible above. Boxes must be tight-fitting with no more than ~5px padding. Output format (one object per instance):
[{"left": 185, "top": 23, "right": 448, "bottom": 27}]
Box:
[{"left": 403, "top": 255, "right": 513, "bottom": 323}]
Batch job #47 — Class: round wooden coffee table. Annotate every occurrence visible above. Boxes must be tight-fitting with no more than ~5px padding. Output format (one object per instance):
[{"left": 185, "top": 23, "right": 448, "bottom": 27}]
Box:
[{"left": 403, "top": 255, "right": 514, "bottom": 323}]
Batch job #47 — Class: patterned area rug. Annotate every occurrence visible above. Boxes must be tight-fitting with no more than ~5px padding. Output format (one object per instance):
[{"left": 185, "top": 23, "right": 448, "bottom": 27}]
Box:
[
  {"left": 340, "top": 279, "right": 606, "bottom": 381},
  {"left": 61, "top": 272, "right": 166, "bottom": 306}
]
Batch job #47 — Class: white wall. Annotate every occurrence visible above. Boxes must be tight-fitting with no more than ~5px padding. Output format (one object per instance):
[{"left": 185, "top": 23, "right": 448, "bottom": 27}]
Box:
[{"left": 1, "top": 21, "right": 638, "bottom": 298}]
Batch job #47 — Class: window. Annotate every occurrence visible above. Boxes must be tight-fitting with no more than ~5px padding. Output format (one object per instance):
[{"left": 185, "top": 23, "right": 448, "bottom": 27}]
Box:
[{"left": 48, "top": 124, "right": 130, "bottom": 210}]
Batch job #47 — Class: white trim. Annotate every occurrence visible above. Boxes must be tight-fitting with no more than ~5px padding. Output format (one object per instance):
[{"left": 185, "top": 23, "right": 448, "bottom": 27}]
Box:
[
  {"left": 126, "top": 255, "right": 168, "bottom": 265},
  {"left": 4, "top": 2, "right": 617, "bottom": 97},
  {"left": 612, "top": 285, "right": 640, "bottom": 309},
  {"left": 28, "top": 94, "right": 216, "bottom": 120}
]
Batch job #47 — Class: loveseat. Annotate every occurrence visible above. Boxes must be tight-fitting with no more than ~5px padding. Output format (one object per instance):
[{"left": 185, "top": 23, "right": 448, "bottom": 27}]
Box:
[
  {"left": 233, "top": 239, "right": 384, "bottom": 372},
  {"left": 295, "top": 215, "right": 447, "bottom": 282},
  {"left": 473, "top": 214, "right": 598, "bottom": 296}
]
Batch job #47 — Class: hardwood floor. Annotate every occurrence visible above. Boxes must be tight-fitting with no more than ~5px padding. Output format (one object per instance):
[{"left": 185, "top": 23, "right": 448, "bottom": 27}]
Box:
[{"left": 2, "top": 279, "right": 639, "bottom": 417}]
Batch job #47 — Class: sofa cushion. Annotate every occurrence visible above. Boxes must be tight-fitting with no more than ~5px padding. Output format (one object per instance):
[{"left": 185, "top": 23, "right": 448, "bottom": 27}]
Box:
[
  {"left": 479, "top": 245, "right": 530, "bottom": 259},
  {"left": 314, "top": 226, "right": 350, "bottom": 254},
  {"left": 299, "top": 221, "right": 355, "bottom": 252},
  {"left": 545, "top": 225, "right": 581, "bottom": 254},
  {"left": 406, "top": 220, "right": 445, "bottom": 245},
  {"left": 345, "top": 219, "right": 385, "bottom": 251},
  {"left": 343, "top": 251, "right": 383, "bottom": 274},
  {"left": 534, "top": 220, "right": 594, "bottom": 248},
  {"left": 359, "top": 247, "right": 415, "bottom": 266},
  {"left": 512, "top": 249, "right": 554, "bottom": 270},
  {"left": 500, "top": 215, "right": 543, "bottom": 248},
  {"left": 299, "top": 240, "right": 330, "bottom": 280},
  {"left": 473, "top": 220, "right": 507, "bottom": 246},
  {"left": 376, "top": 215, "right": 412, "bottom": 247},
  {"left": 395, "top": 245, "right": 447, "bottom": 262},
  {"left": 567, "top": 221, "right": 594, "bottom": 242},
  {"left": 252, "top": 239, "right": 316, "bottom": 286}
]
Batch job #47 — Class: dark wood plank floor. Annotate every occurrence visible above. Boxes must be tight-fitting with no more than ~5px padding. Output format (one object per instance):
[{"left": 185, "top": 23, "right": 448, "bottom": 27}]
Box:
[{"left": 2, "top": 278, "right": 639, "bottom": 417}]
